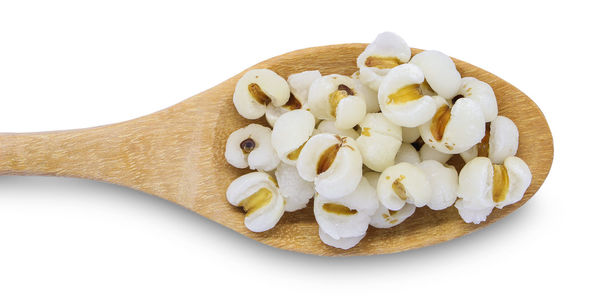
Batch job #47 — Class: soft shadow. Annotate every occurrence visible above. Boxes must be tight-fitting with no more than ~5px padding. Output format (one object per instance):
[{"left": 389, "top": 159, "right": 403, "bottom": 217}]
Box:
[
  {"left": 0, "top": 176, "right": 542, "bottom": 268},
  {"left": 232, "top": 197, "right": 541, "bottom": 268},
  {"left": 0, "top": 175, "right": 225, "bottom": 235}
]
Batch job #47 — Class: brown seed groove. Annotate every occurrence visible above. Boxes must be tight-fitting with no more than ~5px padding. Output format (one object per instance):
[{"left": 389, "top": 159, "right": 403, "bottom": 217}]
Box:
[
  {"left": 248, "top": 83, "right": 271, "bottom": 105},
  {"left": 492, "top": 164, "right": 509, "bottom": 203},
  {"left": 283, "top": 93, "right": 302, "bottom": 110},
  {"left": 240, "top": 187, "right": 272, "bottom": 216},
  {"left": 322, "top": 203, "right": 357, "bottom": 215},
  {"left": 477, "top": 122, "right": 491, "bottom": 157},
  {"left": 392, "top": 175, "right": 408, "bottom": 200},
  {"left": 365, "top": 56, "right": 402, "bottom": 69},
  {"left": 387, "top": 84, "right": 423, "bottom": 104},
  {"left": 328, "top": 84, "right": 354, "bottom": 117},
  {"left": 431, "top": 105, "right": 452, "bottom": 141},
  {"left": 286, "top": 142, "right": 306, "bottom": 161},
  {"left": 316, "top": 144, "right": 341, "bottom": 174}
]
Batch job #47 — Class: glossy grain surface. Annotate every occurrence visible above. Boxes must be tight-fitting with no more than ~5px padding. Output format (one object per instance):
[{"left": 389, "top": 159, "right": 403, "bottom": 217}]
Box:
[{"left": 0, "top": 44, "right": 553, "bottom": 256}]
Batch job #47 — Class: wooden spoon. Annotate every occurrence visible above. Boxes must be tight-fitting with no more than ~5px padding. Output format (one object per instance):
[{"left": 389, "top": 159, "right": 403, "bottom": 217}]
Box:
[{"left": 0, "top": 44, "right": 553, "bottom": 256}]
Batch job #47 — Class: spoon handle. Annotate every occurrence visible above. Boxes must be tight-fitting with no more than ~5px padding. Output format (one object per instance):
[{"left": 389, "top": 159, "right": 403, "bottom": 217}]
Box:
[
  {"left": 1, "top": 126, "right": 132, "bottom": 179},
  {"left": 0, "top": 108, "right": 203, "bottom": 207}
]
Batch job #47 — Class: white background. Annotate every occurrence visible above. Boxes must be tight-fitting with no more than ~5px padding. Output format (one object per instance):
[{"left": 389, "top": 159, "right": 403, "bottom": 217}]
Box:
[{"left": 0, "top": 0, "right": 597, "bottom": 295}]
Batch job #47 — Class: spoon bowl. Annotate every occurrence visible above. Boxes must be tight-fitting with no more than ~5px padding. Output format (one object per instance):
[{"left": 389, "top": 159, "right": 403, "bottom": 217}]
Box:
[{"left": 0, "top": 44, "right": 553, "bottom": 256}]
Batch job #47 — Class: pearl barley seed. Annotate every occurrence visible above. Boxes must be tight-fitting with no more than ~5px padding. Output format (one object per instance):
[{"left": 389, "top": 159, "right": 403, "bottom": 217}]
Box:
[
  {"left": 265, "top": 70, "right": 322, "bottom": 127},
  {"left": 370, "top": 201, "right": 416, "bottom": 228},
  {"left": 226, "top": 172, "right": 285, "bottom": 232},
  {"left": 455, "top": 156, "right": 531, "bottom": 224},
  {"left": 357, "top": 132, "right": 401, "bottom": 172},
  {"left": 275, "top": 163, "right": 315, "bottom": 212},
  {"left": 357, "top": 32, "right": 412, "bottom": 91},
  {"left": 307, "top": 74, "right": 367, "bottom": 129},
  {"left": 456, "top": 77, "right": 498, "bottom": 122},
  {"left": 377, "top": 162, "right": 433, "bottom": 210},
  {"left": 225, "top": 123, "right": 280, "bottom": 171},
  {"left": 271, "top": 109, "right": 315, "bottom": 165},
  {"left": 419, "top": 95, "right": 486, "bottom": 154},
  {"left": 365, "top": 172, "right": 416, "bottom": 228},
  {"left": 356, "top": 113, "right": 403, "bottom": 172},
  {"left": 378, "top": 64, "right": 437, "bottom": 127},
  {"left": 460, "top": 115, "right": 519, "bottom": 164},
  {"left": 296, "top": 133, "right": 363, "bottom": 199},
  {"left": 409, "top": 50, "right": 461, "bottom": 99},
  {"left": 233, "top": 69, "right": 290, "bottom": 119},
  {"left": 314, "top": 177, "right": 378, "bottom": 240},
  {"left": 418, "top": 160, "right": 458, "bottom": 210},
  {"left": 288, "top": 70, "right": 322, "bottom": 103}
]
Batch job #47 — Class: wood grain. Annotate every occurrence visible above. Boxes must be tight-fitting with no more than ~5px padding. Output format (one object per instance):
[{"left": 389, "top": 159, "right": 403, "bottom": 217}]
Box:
[{"left": 0, "top": 44, "right": 553, "bottom": 256}]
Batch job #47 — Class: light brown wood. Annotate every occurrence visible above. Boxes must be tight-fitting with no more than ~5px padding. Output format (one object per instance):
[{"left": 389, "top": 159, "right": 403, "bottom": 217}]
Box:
[{"left": 0, "top": 44, "right": 553, "bottom": 256}]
